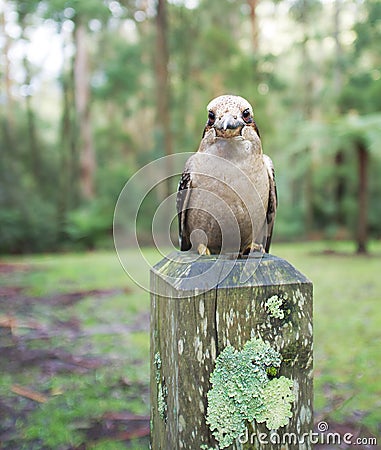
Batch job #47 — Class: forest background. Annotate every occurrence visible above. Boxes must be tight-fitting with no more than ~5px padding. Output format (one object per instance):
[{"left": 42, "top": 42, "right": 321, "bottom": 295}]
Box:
[{"left": 1, "top": 0, "right": 381, "bottom": 255}]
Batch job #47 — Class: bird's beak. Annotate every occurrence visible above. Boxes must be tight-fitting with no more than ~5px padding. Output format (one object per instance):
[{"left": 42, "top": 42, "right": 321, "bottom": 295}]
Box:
[{"left": 214, "top": 113, "right": 245, "bottom": 138}]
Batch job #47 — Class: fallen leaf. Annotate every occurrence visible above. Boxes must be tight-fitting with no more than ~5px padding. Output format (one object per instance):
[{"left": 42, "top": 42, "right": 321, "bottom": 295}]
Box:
[{"left": 11, "top": 384, "right": 49, "bottom": 403}]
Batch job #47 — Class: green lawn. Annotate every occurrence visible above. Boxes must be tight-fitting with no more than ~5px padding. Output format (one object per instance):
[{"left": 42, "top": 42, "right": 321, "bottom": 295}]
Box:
[{"left": 0, "top": 242, "right": 380, "bottom": 448}]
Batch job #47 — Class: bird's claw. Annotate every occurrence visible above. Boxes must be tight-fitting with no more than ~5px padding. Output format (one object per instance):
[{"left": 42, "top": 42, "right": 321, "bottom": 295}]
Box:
[
  {"left": 197, "top": 244, "right": 211, "bottom": 256},
  {"left": 248, "top": 243, "right": 265, "bottom": 254}
]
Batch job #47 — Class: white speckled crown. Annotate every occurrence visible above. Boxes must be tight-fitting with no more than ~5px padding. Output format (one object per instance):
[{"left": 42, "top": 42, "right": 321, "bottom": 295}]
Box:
[{"left": 207, "top": 95, "right": 254, "bottom": 118}]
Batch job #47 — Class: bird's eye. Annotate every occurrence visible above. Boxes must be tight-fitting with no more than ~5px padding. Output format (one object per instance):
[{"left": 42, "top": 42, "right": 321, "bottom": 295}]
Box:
[
  {"left": 208, "top": 110, "right": 216, "bottom": 125},
  {"left": 242, "top": 109, "right": 252, "bottom": 123}
]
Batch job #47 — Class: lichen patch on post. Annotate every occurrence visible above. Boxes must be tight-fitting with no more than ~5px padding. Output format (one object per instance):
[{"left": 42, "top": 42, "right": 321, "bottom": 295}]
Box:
[
  {"left": 206, "top": 337, "right": 295, "bottom": 449},
  {"left": 154, "top": 352, "right": 167, "bottom": 421},
  {"left": 265, "top": 294, "right": 285, "bottom": 319}
]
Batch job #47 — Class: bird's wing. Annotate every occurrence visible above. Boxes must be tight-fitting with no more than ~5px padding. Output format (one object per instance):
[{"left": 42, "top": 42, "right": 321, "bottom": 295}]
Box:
[
  {"left": 176, "top": 169, "right": 192, "bottom": 251},
  {"left": 263, "top": 154, "right": 278, "bottom": 253}
]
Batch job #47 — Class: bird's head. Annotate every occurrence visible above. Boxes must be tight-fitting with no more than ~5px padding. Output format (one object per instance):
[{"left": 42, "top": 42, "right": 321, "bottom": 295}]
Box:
[{"left": 203, "top": 94, "right": 260, "bottom": 139}]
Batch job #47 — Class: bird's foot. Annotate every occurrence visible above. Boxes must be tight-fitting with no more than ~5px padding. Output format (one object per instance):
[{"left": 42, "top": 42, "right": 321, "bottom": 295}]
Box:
[
  {"left": 197, "top": 244, "right": 211, "bottom": 256},
  {"left": 246, "top": 242, "right": 265, "bottom": 255}
]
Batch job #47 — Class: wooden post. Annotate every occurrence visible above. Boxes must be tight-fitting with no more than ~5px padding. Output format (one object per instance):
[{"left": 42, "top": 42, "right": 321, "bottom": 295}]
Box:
[{"left": 150, "top": 252, "right": 313, "bottom": 449}]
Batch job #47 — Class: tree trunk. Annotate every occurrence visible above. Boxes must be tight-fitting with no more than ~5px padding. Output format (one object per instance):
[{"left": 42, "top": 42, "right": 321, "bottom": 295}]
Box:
[
  {"left": 23, "top": 57, "right": 42, "bottom": 188},
  {"left": 356, "top": 142, "right": 368, "bottom": 254},
  {"left": 74, "top": 22, "right": 96, "bottom": 200},
  {"left": 299, "top": 7, "right": 315, "bottom": 237},
  {"left": 155, "top": 0, "right": 173, "bottom": 198},
  {"left": 57, "top": 71, "right": 75, "bottom": 231},
  {"left": 334, "top": 150, "right": 346, "bottom": 227},
  {"left": 0, "top": 7, "right": 14, "bottom": 129},
  {"left": 333, "top": 0, "right": 344, "bottom": 97},
  {"left": 332, "top": 0, "right": 347, "bottom": 232},
  {"left": 247, "top": 0, "right": 259, "bottom": 52}
]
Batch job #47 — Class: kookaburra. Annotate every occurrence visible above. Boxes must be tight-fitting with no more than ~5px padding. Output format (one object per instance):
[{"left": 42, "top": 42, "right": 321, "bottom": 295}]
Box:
[{"left": 177, "top": 94, "right": 277, "bottom": 256}]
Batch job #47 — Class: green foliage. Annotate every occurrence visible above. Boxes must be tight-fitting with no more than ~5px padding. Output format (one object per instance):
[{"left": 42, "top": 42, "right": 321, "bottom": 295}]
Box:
[
  {"left": 0, "top": 112, "right": 60, "bottom": 253},
  {"left": 5, "top": 198, "right": 58, "bottom": 253},
  {"left": 94, "top": 40, "right": 145, "bottom": 105},
  {"left": 206, "top": 337, "right": 295, "bottom": 448},
  {"left": 65, "top": 200, "right": 112, "bottom": 249},
  {"left": 44, "top": 0, "right": 110, "bottom": 24}
]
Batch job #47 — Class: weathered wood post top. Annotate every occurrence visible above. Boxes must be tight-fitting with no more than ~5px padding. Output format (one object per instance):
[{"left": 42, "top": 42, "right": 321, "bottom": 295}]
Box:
[{"left": 151, "top": 251, "right": 313, "bottom": 450}]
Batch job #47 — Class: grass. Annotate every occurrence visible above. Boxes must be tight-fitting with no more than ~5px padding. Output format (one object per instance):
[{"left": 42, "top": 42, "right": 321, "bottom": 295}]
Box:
[
  {"left": 0, "top": 241, "right": 380, "bottom": 448},
  {"left": 0, "top": 249, "right": 157, "bottom": 449}
]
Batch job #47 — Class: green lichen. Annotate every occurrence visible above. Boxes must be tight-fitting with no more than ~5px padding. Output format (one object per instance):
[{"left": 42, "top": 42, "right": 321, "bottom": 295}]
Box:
[
  {"left": 154, "top": 351, "right": 162, "bottom": 383},
  {"left": 206, "top": 337, "right": 295, "bottom": 449},
  {"left": 265, "top": 294, "right": 285, "bottom": 319},
  {"left": 256, "top": 376, "right": 295, "bottom": 429},
  {"left": 157, "top": 381, "right": 167, "bottom": 420},
  {"left": 154, "top": 352, "right": 167, "bottom": 421}
]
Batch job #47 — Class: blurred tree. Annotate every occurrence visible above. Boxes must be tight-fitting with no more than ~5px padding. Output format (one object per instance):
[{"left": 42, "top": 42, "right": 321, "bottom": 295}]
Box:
[
  {"left": 288, "top": 0, "right": 322, "bottom": 236},
  {"left": 247, "top": 0, "right": 259, "bottom": 52},
  {"left": 291, "top": 114, "right": 381, "bottom": 253},
  {"left": 0, "top": 4, "right": 14, "bottom": 131},
  {"left": 339, "top": 0, "right": 381, "bottom": 114},
  {"left": 74, "top": 19, "right": 95, "bottom": 200},
  {"left": 45, "top": 0, "right": 110, "bottom": 201},
  {"left": 16, "top": 1, "right": 43, "bottom": 189},
  {"left": 155, "top": 0, "right": 173, "bottom": 198}
]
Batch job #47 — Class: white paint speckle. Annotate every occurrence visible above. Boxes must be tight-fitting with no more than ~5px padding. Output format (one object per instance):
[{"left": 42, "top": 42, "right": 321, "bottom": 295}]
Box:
[
  {"left": 201, "top": 317, "right": 208, "bottom": 336},
  {"left": 178, "top": 339, "right": 184, "bottom": 355},
  {"left": 179, "top": 414, "right": 186, "bottom": 432},
  {"left": 194, "top": 336, "right": 203, "bottom": 362},
  {"left": 211, "top": 337, "right": 216, "bottom": 360},
  {"left": 197, "top": 343, "right": 203, "bottom": 362},
  {"left": 300, "top": 404, "right": 312, "bottom": 425},
  {"left": 199, "top": 299, "right": 205, "bottom": 318}
]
